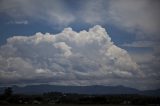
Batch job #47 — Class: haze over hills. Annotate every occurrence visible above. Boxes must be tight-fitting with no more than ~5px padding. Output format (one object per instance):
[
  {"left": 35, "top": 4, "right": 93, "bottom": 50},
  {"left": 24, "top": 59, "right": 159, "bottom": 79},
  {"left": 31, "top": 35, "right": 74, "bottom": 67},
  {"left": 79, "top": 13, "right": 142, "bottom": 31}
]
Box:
[{"left": 0, "top": 85, "right": 160, "bottom": 96}]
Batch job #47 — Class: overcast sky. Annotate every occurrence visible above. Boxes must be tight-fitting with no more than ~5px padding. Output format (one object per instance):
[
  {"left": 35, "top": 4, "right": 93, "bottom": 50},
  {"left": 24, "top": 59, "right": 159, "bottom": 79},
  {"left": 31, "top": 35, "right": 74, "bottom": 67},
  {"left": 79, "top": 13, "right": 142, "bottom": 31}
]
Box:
[{"left": 0, "top": 0, "right": 160, "bottom": 90}]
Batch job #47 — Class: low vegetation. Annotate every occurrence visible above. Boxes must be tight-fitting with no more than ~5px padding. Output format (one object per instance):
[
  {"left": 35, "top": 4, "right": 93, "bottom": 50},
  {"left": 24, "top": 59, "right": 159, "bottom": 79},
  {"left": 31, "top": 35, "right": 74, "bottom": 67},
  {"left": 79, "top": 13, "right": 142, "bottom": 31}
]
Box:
[{"left": 0, "top": 87, "right": 160, "bottom": 105}]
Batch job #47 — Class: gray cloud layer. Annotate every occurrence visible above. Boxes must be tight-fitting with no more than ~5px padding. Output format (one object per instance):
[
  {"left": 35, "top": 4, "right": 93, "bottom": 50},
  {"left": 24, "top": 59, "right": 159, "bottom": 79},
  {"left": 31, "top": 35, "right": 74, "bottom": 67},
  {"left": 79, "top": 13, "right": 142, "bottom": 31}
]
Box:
[
  {"left": 0, "top": 0, "right": 159, "bottom": 36},
  {"left": 0, "top": 0, "right": 75, "bottom": 26},
  {"left": 0, "top": 25, "right": 146, "bottom": 89}
]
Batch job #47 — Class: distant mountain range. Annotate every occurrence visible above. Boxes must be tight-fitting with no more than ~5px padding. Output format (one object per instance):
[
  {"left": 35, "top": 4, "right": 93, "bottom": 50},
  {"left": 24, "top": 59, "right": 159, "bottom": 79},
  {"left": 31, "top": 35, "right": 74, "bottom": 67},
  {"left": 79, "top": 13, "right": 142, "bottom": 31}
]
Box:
[{"left": 0, "top": 85, "right": 160, "bottom": 96}]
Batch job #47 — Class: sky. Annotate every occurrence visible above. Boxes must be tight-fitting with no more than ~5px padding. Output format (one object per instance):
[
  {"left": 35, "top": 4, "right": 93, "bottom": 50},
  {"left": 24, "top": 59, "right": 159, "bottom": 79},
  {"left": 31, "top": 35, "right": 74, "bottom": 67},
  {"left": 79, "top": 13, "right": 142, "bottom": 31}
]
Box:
[{"left": 0, "top": 0, "right": 160, "bottom": 90}]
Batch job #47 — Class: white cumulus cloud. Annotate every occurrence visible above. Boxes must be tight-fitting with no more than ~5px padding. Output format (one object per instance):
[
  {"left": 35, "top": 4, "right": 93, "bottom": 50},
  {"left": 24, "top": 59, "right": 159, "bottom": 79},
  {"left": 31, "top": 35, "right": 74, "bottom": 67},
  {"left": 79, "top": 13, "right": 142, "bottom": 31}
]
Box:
[{"left": 0, "top": 25, "right": 144, "bottom": 88}]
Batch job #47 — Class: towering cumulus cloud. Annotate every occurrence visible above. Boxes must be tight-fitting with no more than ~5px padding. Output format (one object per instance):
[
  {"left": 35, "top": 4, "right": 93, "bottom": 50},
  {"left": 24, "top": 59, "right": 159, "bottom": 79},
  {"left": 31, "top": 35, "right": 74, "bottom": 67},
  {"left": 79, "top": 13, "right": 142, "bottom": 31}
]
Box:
[{"left": 0, "top": 25, "right": 141, "bottom": 88}]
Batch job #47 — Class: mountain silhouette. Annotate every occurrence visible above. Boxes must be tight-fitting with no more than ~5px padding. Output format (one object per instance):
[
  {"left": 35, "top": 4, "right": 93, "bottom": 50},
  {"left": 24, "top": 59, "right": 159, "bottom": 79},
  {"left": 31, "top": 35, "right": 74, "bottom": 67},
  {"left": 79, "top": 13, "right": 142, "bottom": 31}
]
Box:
[{"left": 0, "top": 85, "right": 159, "bottom": 96}]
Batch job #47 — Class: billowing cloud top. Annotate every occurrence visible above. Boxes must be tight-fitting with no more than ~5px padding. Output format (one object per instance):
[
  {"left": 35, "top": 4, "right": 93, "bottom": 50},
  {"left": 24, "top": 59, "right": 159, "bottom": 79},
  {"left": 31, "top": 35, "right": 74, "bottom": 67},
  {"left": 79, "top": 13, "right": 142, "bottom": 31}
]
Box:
[
  {"left": 0, "top": 0, "right": 160, "bottom": 90},
  {"left": 0, "top": 25, "right": 142, "bottom": 88}
]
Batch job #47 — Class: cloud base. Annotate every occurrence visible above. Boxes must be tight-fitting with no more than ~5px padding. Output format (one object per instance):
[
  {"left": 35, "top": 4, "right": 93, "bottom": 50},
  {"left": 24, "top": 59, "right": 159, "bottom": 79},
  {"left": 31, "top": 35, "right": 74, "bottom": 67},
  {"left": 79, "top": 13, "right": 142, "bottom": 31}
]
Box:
[{"left": 0, "top": 25, "right": 147, "bottom": 89}]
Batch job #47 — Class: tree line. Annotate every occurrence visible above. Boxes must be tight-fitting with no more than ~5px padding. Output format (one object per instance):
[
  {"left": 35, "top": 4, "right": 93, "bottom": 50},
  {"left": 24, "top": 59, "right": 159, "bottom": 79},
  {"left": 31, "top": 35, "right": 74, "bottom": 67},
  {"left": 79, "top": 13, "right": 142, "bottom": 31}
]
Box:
[{"left": 0, "top": 87, "right": 160, "bottom": 105}]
